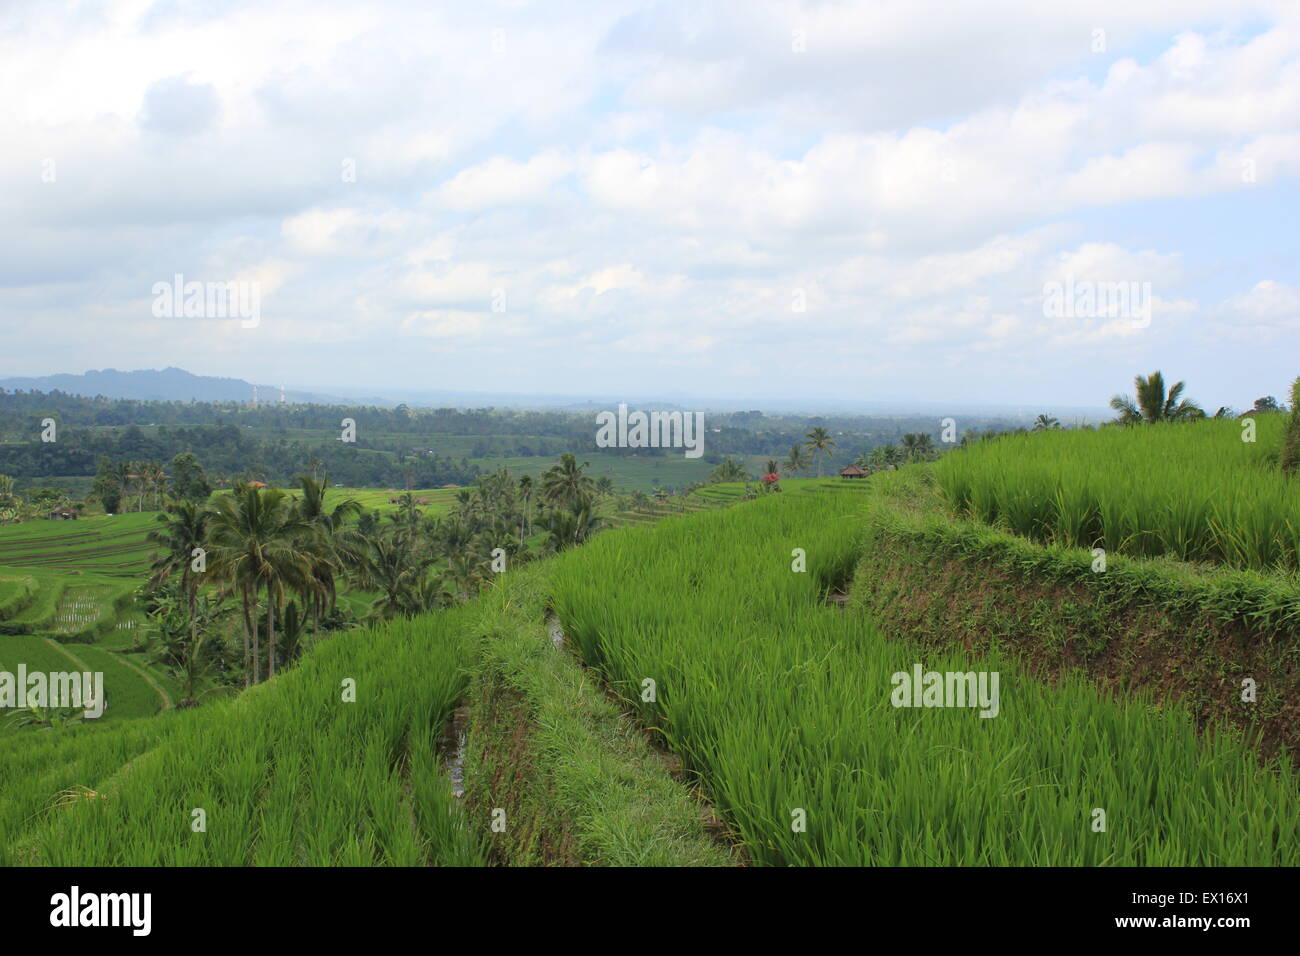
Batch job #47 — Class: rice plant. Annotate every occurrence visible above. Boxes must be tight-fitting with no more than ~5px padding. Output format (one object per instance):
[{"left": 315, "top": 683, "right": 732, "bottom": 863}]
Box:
[
  {"left": 5, "top": 612, "right": 483, "bottom": 866},
  {"left": 934, "top": 416, "right": 1300, "bottom": 571},
  {"left": 549, "top": 488, "right": 1299, "bottom": 865}
]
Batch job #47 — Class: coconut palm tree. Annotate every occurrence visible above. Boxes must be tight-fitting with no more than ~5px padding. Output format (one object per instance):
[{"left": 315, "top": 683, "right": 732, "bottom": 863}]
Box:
[
  {"left": 147, "top": 500, "right": 212, "bottom": 616},
  {"left": 394, "top": 491, "right": 422, "bottom": 536},
  {"left": 518, "top": 474, "right": 534, "bottom": 544},
  {"left": 442, "top": 550, "right": 484, "bottom": 603},
  {"left": 541, "top": 454, "right": 595, "bottom": 509},
  {"left": 147, "top": 587, "right": 227, "bottom": 707},
  {"left": 804, "top": 427, "right": 836, "bottom": 477},
  {"left": 144, "top": 461, "right": 168, "bottom": 509},
  {"left": 207, "top": 484, "right": 314, "bottom": 685},
  {"left": 122, "top": 461, "right": 145, "bottom": 512},
  {"left": 110, "top": 461, "right": 133, "bottom": 512},
  {"left": 294, "top": 474, "right": 362, "bottom": 620},
  {"left": 1109, "top": 371, "right": 1205, "bottom": 424},
  {"left": 900, "top": 433, "right": 935, "bottom": 462},
  {"left": 355, "top": 533, "right": 433, "bottom": 616},
  {"left": 784, "top": 444, "right": 811, "bottom": 475},
  {"left": 538, "top": 498, "right": 604, "bottom": 552},
  {"left": 1032, "top": 414, "right": 1060, "bottom": 431}
]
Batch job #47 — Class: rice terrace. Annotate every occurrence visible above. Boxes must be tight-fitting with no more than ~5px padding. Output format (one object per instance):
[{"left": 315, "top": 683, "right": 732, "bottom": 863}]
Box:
[
  {"left": 1, "top": 374, "right": 1297, "bottom": 876},
  {"left": 3, "top": 0, "right": 1297, "bottom": 938}
]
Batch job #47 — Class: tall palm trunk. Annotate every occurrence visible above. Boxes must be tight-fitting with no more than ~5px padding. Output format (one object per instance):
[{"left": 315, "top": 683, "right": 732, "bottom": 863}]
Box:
[
  {"left": 250, "top": 586, "right": 261, "bottom": 685},
  {"left": 267, "top": 586, "right": 277, "bottom": 680},
  {"left": 239, "top": 585, "right": 253, "bottom": 689}
]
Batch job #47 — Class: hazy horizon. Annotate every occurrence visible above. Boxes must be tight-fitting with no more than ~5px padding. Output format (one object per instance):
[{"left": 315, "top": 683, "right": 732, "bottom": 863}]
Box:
[{"left": 0, "top": 364, "right": 1121, "bottom": 419}]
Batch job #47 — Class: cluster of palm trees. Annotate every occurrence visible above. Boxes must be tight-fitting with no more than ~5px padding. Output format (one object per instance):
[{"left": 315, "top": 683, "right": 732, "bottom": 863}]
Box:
[
  {"left": 149, "top": 473, "right": 509, "bottom": 689},
  {"left": 845, "top": 433, "right": 937, "bottom": 474},
  {"left": 535, "top": 454, "right": 608, "bottom": 550},
  {"left": 98, "top": 460, "right": 170, "bottom": 512},
  {"left": 146, "top": 457, "right": 614, "bottom": 690},
  {"left": 148, "top": 477, "right": 358, "bottom": 688},
  {"left": 782, "top": 426, "right": 837, "bottom": 478}
]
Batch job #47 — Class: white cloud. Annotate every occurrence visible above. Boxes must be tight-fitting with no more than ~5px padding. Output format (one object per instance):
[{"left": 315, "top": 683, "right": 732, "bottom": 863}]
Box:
[
  {"left": 1222, "top": 279, "right": 1300, "bottom": 327},
  {"left": 2, "top": 0, "right": 1299, "bottom": 405},
  {"left": 432, "top": 152, "right": 573, "bottom": 210}
]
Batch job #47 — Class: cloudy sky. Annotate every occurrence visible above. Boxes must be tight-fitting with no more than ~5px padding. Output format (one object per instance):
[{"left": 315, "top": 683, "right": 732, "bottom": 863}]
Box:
[{"left": 2, "top": 0, "right": 1298, "bottom": 409}]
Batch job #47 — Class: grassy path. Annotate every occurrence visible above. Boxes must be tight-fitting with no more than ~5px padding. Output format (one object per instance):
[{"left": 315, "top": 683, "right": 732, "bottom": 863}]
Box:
[
  {"left": 41, "top": 638, "right": 173, "bottom": 714},
  {"left": 105, "top": 651, "right": 174, "bottom": 711}
]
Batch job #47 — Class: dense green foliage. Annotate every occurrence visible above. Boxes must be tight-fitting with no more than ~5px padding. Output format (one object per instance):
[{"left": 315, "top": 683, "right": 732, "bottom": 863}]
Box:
[{"left": 0, "top": 387, "right": 1022, "bottom": 490}]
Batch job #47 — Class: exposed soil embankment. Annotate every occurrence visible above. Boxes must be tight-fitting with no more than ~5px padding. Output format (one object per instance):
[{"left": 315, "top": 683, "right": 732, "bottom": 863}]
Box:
[{"left": 856, "top": 474, "right": 1300, "bottom": 764}]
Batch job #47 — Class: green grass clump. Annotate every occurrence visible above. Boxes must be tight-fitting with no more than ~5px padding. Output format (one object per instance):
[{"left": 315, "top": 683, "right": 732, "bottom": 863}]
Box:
[
  {"left": 0, "top": 715, "right": 192, "bottom": 865},
  {"left": 934, "top": 417, "right": 1300, "bottom": 571},
  {"left": 549, "top": 486, "right": 1299, "bottom": 865}
]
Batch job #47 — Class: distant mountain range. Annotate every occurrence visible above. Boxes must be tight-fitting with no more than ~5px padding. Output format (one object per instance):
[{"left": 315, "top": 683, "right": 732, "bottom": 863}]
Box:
[
  {"left": 0, "top": 367, "right": 350, "bottom": 404},
  {"left": 0, "top": 368, "right": 605, "bottom": 409},
  {"left": 0, "top": 367, "right": 1108, "bottom": 420}
]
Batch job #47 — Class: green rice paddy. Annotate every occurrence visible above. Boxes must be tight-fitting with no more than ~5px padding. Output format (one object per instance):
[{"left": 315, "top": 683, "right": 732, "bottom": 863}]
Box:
[
  {"left": 934, "top": 416, "right": 1300, "bottom": 571},
  {"left": 550, "top": 487, "right": 1298, "bottom": 865},
  {"left": 0, "top": 457, "right": 1295, "bottom": 866}
]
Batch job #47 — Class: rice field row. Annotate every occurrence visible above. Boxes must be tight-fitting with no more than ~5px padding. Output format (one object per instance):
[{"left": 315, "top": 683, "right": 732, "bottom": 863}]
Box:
[
  {"left": 0, "top": 715, "right": 190, "bottom": 866},
  {"left": 317, "top": 487, "right": 461, "bottom": 515},
  {"left": 0, "top": 573, "right": 134, "bottom": 637},
  {"left": 934, "top": 416, "right": 1300, "bottom": 571},
  {"left": 548, "top": 486, "right": 1299, "bottom": 865},
  {"left": 5, "top": 609, "right": 482, "bottom": 865},
  {"left": 0, "top": 513, "right": 157, "bottom": 578},
  {"left": 0, "top": 633, "right": 174, "bottom": 732}
]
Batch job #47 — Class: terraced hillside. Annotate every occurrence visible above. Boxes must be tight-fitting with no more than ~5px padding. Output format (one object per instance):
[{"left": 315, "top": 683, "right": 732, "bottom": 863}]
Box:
[
  {"left": 3, "top": 435, "right": 1294, "bottom": 866},
  {"left": 551, "top": 484, "right": 1299, "bottom": 865},
  {"left": 314, "top": 487, "right": 462, "bottom": 514},
  {"left": 0, "top": 569, "right": 136, "bottom": 640},
  {"left": 0, "top": 513, "right": 156, "bottom": 577},
  {"left": 0, "top": 515, "right": 174, "bottom": 727}
]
